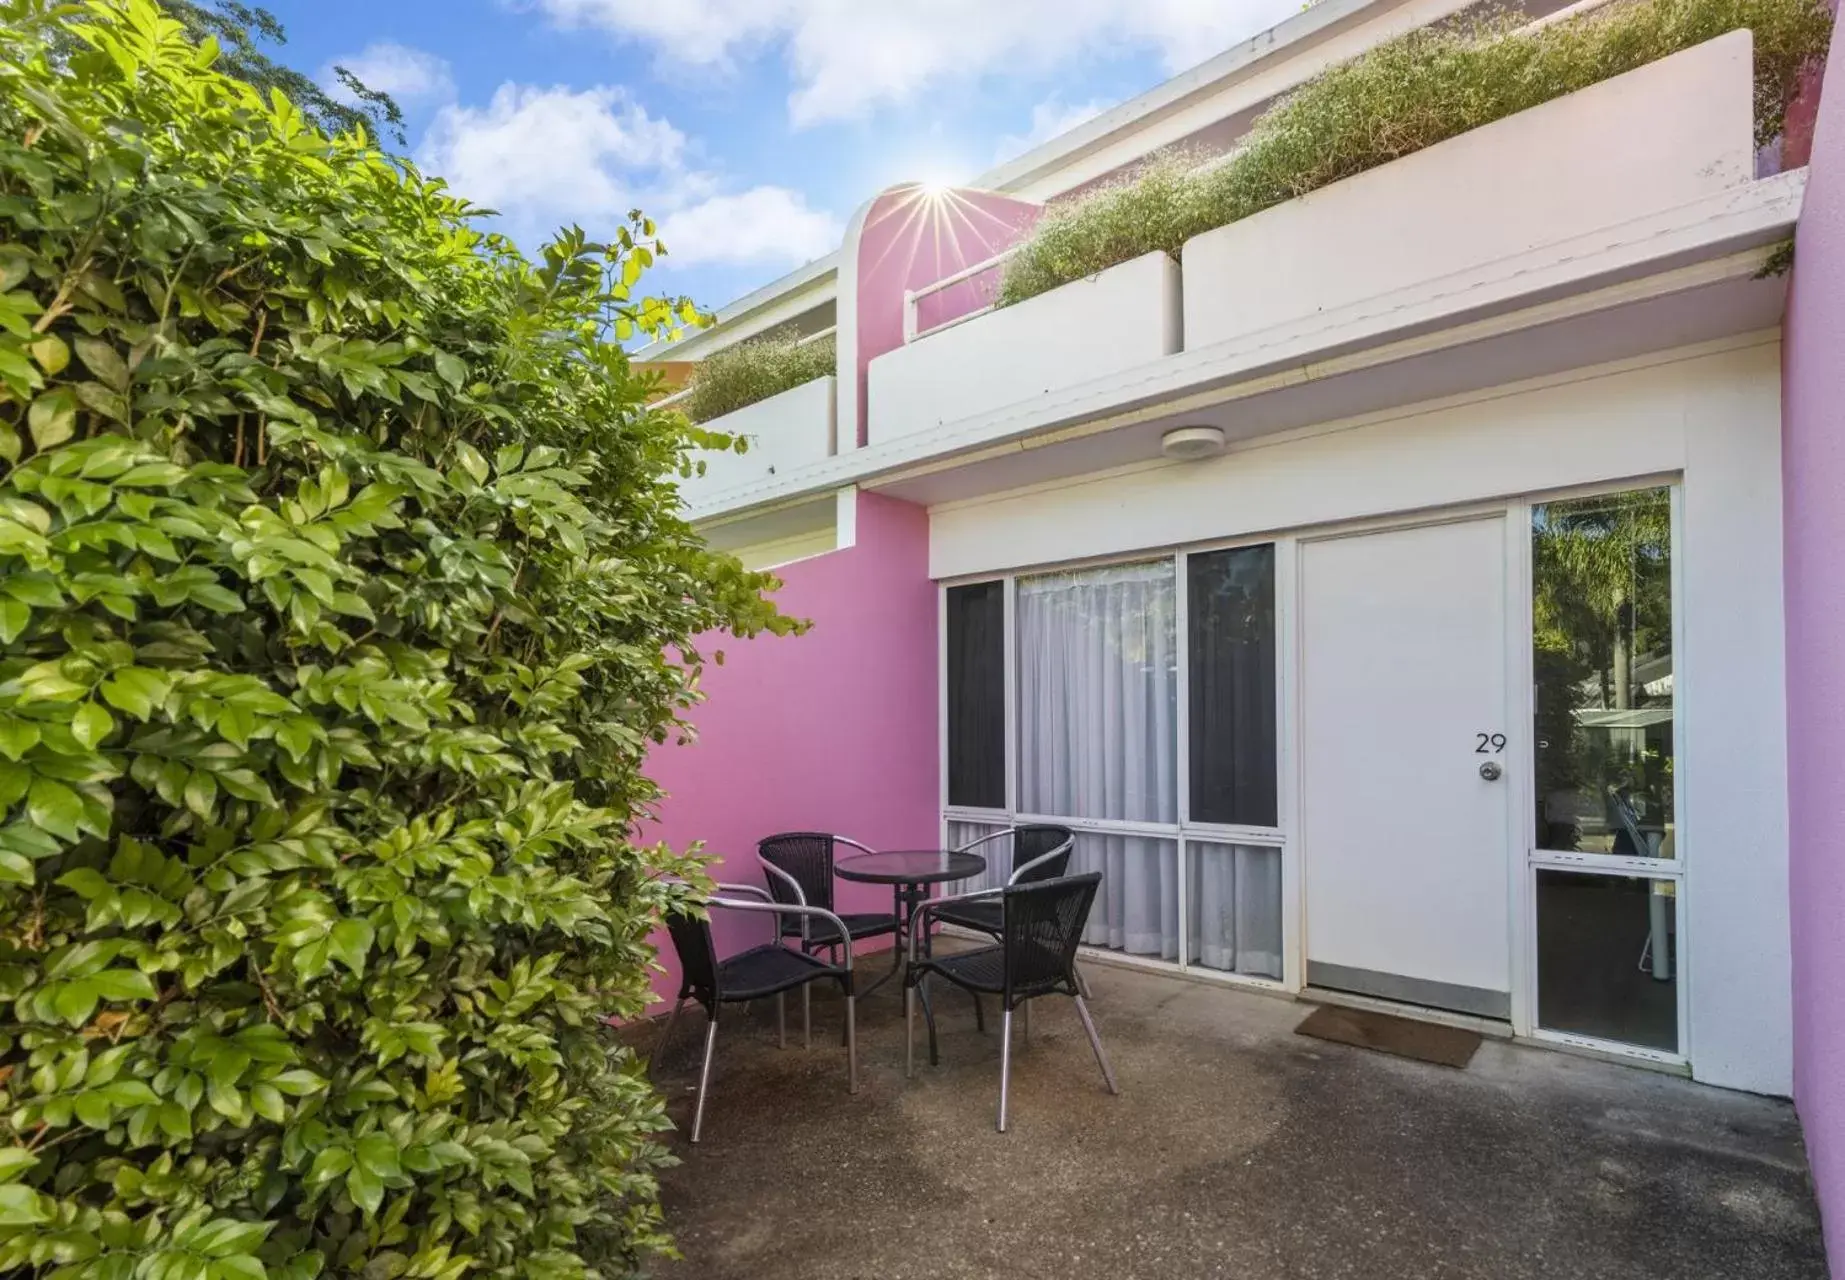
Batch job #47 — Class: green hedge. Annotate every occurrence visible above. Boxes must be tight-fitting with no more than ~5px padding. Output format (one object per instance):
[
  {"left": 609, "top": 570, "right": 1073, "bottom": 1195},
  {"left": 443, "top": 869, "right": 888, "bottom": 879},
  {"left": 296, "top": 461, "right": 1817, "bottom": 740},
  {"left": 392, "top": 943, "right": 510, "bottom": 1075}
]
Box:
[
  {"left": 681, "top": 332, "right": 835, "bottom": 424},
  {"left": 999, "top": 0, "right": 1834, "bottom": 306},
  {"left": 0, "top": 3, "right": 791, "bottom": 1278}
]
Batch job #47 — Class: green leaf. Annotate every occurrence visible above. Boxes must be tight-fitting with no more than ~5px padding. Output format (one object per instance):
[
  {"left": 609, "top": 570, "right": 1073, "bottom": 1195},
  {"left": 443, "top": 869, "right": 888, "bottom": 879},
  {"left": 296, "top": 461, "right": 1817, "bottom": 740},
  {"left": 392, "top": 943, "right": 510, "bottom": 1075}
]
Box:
[
  {"left": 433, "top": 351, "right": 466, "bottom": 390},
  {"left": 328, "top": 919, "right": 374, "bottom": 976},
  {"left": 74, "top": 337, "right": 129, "bottom": 391},
  {"left": 70, "top": 702, "right": 115, "bottom": 750},
  {"left": 28, "top": 334, "right": 68, "bottom": 375},
  {"left": 0, "top": 1149, "right": 37, "bottom": 1183},
  {"left": 354, "top": 1133, "right": 400, "bottom": 1179},
  {"left": 89, "top": 968, "right": 155, "bottom": 1002},
  {"left": 0, "top": 719, "right": 40, "bottom": 762},
  {"left": 0, "top": 1183, "right": 50, "bottom": 1226},
  {"left": 0, "top": 600, "right": 28, "bottom": 644},
  {"left": 192, "top": 1219, "right": 273, "bottom": 1258},
  {"left": 346, "top": 1164, "right": 384, "bottom": 1217},
  {"left": 74, "top": 1090, "right": 114, "bottom": 1129},
  {"left": 27, "top": 387, "right": 77, "bottom": 450},
  {"left": 250, "top": 1083, "right": 286, "bottom": 1123},
  {"left": 306, "top": 1146, "right": 351, "bottom": 1186},
  {"left": 267, "top": 1069, "right": 327, "bottom": 1096},
  {"left": 206, "top": 1072, "right": 244, "bottom": 1120},
  {"left": 100, "top": 668, "right": 169, "bottom": 720},
  {"left": 53, "top": 979, "right": 100, "bottom": 1026},
  {"left": 453, "top": 442, "right": 489, "bottom": 485},
  {"left": 28, "top": 776, "right": 84, "bottom": 841}
]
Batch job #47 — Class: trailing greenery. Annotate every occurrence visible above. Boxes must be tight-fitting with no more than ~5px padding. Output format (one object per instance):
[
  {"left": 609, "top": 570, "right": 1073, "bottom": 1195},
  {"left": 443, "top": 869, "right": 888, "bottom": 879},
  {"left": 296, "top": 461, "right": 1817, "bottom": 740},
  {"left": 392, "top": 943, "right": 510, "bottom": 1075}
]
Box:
[
  {"left": 999, "top": 0, "right": 1835, "bottom": 305},
  {"left": 681, "top": 332, "right": 835, "bottom": 424},
  {"left": 0, "top": 3, "right": 789, "bottom": 1279}
]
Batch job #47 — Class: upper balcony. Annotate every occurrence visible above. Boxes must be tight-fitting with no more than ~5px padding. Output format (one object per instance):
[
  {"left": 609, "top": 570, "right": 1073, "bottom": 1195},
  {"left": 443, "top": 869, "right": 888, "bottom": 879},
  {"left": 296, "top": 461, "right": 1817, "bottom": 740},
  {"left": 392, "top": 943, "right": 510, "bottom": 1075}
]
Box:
[
  {"left": 667, "top": 11, "right": 1818, "bottom": 535},
  {"left": 669, "top": 329, "right": 838, "bottom": 512}
]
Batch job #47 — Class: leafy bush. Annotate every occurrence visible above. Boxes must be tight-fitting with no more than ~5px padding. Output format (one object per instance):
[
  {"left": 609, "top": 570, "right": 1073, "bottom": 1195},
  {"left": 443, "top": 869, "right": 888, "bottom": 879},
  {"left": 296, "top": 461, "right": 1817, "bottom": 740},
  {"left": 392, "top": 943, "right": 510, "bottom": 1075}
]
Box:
[
  {"left": 0, "top": 3, "right": 789, "bottom": 1279},
  {"left": 681, "top": 332, "right": 835, "bottom": 424},
  {"left": 999, "top": 0, "right": 1834, "bottom": 305}
]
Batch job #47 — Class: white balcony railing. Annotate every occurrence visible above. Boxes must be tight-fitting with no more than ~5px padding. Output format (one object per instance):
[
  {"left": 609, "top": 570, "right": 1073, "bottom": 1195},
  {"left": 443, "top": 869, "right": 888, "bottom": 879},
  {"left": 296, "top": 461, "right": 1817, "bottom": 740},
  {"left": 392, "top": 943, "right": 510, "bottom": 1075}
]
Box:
[{"left": 902, "top": 248, "right": 1018, "bottom": 345}]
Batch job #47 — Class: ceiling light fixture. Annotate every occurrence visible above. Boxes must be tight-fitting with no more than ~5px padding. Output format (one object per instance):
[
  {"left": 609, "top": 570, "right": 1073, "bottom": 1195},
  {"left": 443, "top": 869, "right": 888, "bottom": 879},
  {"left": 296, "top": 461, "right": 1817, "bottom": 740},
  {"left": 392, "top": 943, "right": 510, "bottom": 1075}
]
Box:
[{"left": 1161, "top": 425, "right": 1227, "bottom": 461}]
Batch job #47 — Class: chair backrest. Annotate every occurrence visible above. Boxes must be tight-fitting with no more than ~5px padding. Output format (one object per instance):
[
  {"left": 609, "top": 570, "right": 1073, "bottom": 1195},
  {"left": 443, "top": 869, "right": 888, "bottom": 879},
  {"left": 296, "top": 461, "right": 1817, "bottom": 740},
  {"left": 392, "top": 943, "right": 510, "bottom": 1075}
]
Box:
[
  {"left": 1002, "top": 872, "right": 1101, "bottom": 1002},
  {"left": 758, "top": 832, "right": 837, "bottom": 913},
  {"left": 1011, "top": 824, "right": 1074, "bottom": 885},
  {"left": 664, "top": 905, "right": 721, "bottom": 1007}
]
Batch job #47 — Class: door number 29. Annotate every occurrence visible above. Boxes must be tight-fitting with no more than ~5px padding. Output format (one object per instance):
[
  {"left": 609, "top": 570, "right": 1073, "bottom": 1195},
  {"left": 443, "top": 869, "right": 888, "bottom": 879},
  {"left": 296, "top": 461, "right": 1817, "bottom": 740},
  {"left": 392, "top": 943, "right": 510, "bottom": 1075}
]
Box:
[{"left": 1475, "top": 733, "right": 1507, "bottom": 754}]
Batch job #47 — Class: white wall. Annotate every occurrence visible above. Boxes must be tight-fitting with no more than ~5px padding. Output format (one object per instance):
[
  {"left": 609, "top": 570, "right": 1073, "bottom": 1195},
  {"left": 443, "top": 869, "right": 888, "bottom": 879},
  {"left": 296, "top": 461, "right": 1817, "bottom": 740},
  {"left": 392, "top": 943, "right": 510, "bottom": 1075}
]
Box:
[
  {"left": 866, "top": 253, "right": 1180, "bottom": 448},
  {"left": 929, "top": 338, "right": 1792, "bottom": 1095},
  {"left": 681, "top": 376, "right": 835, "bottom": 511}
]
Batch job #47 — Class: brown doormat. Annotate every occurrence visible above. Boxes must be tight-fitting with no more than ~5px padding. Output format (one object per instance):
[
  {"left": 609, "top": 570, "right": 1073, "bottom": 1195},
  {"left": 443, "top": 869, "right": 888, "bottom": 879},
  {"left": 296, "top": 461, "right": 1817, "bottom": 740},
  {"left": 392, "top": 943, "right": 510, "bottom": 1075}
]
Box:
[{"left": 1296, "top": 1003, "right": 1482, "bottom": 1069}]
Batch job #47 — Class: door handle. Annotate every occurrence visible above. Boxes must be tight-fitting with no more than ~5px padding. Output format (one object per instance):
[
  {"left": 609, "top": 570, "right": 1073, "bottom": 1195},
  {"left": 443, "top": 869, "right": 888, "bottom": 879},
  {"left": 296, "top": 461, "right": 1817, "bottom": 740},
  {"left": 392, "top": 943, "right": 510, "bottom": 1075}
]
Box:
[{"left": 1479, "top": 762, "right": 1503, "bottom": 781}]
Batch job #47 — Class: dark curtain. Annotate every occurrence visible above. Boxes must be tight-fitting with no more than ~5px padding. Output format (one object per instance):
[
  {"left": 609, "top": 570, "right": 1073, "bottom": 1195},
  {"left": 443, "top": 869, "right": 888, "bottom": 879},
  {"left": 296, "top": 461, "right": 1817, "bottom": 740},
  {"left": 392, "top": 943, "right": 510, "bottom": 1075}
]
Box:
[
  {"left": 1188, "top": 546, "right": 1277, "bottom": 826},
  {"left": 947, "top": 581, "right": 1006, "bottom": 808}
]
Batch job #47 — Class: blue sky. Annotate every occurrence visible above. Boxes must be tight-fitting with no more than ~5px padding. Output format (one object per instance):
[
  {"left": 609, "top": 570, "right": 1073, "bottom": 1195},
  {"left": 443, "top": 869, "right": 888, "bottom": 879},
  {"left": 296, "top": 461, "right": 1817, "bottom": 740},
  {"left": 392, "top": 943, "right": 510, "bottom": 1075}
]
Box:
[{"left": 259, "top": 0, "right": 1304, "bottom": 314}]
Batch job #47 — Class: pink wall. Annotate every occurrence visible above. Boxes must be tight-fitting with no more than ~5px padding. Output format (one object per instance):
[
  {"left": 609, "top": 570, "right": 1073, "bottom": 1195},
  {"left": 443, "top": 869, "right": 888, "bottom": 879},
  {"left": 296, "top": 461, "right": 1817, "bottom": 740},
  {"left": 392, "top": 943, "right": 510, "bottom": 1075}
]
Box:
[
  {"left": 851, "top": 184, "right": 1040, "bottom": 444},
  {"left": 644, "top": 491, "right": 939, "bottom": 994},
  {"left": 1783, "top": 28, "right": 1845, "bottom": 1269}
]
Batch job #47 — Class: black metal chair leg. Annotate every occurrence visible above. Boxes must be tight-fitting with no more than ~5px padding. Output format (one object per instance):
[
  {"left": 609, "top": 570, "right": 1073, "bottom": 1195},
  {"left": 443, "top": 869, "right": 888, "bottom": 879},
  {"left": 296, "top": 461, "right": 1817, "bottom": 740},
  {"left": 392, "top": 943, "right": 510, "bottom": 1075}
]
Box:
[{"left": 971, "top": 991, "right": 985, "bottom": 1033}]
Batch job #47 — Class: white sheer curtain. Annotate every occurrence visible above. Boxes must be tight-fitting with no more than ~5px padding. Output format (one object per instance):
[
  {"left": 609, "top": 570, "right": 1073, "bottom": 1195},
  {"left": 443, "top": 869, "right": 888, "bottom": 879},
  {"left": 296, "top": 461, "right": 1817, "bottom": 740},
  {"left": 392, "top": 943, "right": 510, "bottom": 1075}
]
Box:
[
  {"left": 1018, "top": 562, "right": 1177, "bottom": 824},
  {"left": 1018, "top": 562, "right": 1179, "bottom": 958},
  {"left": 1191, "top": 843, "right": 1283, "bottom": 979}
]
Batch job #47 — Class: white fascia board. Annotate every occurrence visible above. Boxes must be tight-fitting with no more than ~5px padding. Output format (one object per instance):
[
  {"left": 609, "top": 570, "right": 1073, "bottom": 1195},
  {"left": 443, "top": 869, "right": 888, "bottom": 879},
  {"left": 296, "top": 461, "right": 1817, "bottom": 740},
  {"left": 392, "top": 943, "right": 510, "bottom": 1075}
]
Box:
[
  {"left": 633, "top": 252, "right": 840, "bottom": 364},
  {"left": 683, "top": 170, "right": 1803, "bottom": 522}
]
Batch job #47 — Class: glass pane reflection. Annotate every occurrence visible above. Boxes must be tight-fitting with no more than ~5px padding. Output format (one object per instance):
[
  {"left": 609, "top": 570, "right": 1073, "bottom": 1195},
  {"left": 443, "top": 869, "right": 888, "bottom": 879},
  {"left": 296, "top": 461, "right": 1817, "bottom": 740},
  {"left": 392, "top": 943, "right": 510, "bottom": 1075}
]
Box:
[
  {"left": 1531, "top": 488, "right": 1674, "bottom": 856},
  {"left": 1536, "top": 870, "right": 1678, "bottom": 1053}
]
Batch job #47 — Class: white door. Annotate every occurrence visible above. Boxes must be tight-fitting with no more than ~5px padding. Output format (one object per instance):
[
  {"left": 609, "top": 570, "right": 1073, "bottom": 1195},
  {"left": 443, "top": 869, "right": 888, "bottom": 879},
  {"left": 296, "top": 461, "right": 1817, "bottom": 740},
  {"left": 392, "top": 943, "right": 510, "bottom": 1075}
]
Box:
[{"left": 1301, "top": 517, "right": 1513, "bottom": 1019}]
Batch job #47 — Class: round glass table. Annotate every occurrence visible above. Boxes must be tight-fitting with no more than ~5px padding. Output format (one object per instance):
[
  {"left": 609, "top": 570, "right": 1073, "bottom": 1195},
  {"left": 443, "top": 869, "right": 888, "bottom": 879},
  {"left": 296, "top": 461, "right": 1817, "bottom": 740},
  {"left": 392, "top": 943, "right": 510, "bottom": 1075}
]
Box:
[{"left": 836, "top": 849, "right": 987, "bottom": 995}]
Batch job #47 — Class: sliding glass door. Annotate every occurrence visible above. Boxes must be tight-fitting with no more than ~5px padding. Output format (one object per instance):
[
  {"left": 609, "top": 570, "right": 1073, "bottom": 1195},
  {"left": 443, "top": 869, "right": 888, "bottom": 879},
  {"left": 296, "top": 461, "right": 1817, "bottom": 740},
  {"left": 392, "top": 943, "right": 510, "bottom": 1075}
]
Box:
[{"left": 943, "top": 546, "right": 1283, "bottom": 983}]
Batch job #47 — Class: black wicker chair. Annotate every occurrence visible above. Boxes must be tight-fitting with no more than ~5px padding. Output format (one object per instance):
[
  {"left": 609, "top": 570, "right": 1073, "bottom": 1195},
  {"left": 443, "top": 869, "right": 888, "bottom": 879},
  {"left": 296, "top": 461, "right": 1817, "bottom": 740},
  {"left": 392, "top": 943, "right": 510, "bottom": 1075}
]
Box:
[
  {"left": 759, "top": 832, "right": 903, "bottom": 1024},
  {"left": 934, "top": 825, "right": 1075, "bottom": 936},
  {"left": 905, "top": 872, "right": 1118, "bottom": 1132},
  {"left": 652, "top": 882, "right": 857, "bottom": 1143}
]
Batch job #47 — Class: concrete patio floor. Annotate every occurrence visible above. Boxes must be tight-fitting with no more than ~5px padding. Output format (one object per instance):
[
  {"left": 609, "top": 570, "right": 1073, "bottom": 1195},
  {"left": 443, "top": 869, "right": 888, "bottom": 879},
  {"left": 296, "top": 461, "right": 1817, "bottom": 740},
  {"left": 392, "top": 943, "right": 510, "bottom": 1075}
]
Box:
[{"left": 643, "top": 955, "right": 1828, "bottom": 1280}]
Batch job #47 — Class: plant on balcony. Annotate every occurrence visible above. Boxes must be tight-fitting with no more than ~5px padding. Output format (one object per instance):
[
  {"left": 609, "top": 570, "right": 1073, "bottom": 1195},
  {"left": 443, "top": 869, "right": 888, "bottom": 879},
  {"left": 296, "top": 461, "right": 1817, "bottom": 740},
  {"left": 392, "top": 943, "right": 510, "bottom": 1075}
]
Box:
[
  {"left": 0, "top": 3, "right": 793, "bottom": 1278},
  {"left": 681, "top": 331, "right": 836, "bottom": 424},
  {"left": 999, "top": 0, "right": 1834, "bottom": 306}
]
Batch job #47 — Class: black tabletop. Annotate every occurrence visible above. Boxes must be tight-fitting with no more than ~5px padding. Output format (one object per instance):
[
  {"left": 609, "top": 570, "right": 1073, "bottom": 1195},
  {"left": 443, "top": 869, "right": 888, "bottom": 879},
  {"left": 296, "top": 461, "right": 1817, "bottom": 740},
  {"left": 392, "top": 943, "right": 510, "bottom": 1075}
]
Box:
[{"left": 835, "top": 849, "right": 986, "bottom": 885}]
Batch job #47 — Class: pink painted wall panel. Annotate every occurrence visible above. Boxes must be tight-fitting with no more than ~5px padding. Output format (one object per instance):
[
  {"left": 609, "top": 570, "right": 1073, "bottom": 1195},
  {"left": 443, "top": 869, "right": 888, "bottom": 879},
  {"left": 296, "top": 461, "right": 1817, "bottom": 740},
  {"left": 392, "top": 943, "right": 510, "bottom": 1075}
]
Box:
[
  {"left": 852, "top": 185, "right": 1040, "bottom": 444},
  {"left": 643, "top": 492, "right": 939, "bottom": 997},
  {"left": 1784, "top": 28, "right": 1845, "bottom": 1270}
]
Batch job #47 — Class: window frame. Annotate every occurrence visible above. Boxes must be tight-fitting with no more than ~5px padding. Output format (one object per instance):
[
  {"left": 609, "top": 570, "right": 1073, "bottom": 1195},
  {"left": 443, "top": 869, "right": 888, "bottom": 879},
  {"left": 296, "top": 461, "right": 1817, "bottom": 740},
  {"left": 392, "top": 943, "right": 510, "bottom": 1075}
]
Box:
[
  {"left": 1514, "top": 480, "right": 1689, "bottom": 1065},
  {"left": 938, "top": 538, "right": 1288, "bottom": 992}
]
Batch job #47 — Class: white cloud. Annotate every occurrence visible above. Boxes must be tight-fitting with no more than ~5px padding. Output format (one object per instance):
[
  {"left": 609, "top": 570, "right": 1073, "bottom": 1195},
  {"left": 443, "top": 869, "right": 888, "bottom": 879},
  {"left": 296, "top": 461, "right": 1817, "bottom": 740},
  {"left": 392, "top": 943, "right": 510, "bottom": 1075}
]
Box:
[
  {"left": 531, "top": 0, "right": 1308, "bottom": 126},
  {"left": 324, "top": 42, "right": 455, "bottom": 104},
  {"left": 992, "top": 97, "right": 1112, "bottom": 165},
  {"left": 655, "top": 187, "right": 841, "bottom": 266},
  {"left": 417, "top": 83, "right": 841, "bottom": 266}
]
